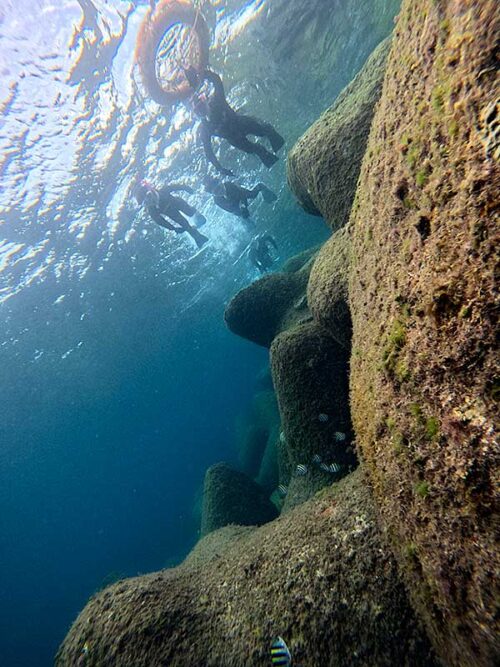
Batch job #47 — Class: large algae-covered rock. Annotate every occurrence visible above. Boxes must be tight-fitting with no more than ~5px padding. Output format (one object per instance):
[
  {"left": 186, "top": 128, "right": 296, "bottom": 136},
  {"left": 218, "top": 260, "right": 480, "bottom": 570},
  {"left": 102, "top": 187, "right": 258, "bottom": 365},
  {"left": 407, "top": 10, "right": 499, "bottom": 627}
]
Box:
[
  {"left": 200, "top": 463, "right": 278, "bottom": 536},
  {"left": 224, "top": 253, "right": 316, "bottom": 348},
  {"left": 308, "top": 226, "right": 352, "bottom": 349},
  {"left": 56, "top": 470, "right": 438, "bottom": 667},
  {"left": 287, "top": 38, "right": 391, "bottom": 228},
  {"left": 271, "top": 321, "right": 356, "bottom": 473},
  {"left": 346, "top": 1, "right": 499, "bottom": 665}
]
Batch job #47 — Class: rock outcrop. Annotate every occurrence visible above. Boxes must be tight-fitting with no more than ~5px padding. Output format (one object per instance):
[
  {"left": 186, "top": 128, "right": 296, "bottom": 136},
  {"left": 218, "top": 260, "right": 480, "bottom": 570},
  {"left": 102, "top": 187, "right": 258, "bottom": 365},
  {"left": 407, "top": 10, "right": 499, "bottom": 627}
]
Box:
[
  {"left": 224, "top": 254, "right": 316, "bottom": 348},
  {"left": 201, "top": 463, "right": 278, "bottom": 536},
  {"left": 307, "top": 226, "right": 352, "bottom": 348},
  {"left": 299, "top": 1, "right": 499, "bottom": 665},
  {"left": 56, "top": 470, "right": 438, "bottom": 667},
  {"left": 271, "top": 321, "right": 356, "bottom": 482},
  {"left": 287, "top": 37, "right": 391, "bottom": 229}
]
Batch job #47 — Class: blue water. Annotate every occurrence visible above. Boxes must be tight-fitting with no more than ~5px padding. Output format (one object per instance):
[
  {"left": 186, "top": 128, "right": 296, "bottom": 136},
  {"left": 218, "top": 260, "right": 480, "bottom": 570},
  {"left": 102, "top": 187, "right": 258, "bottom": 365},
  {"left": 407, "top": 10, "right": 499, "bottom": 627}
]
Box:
[{"left": 0, "top": 1, "right": 399, "bottom": 664}]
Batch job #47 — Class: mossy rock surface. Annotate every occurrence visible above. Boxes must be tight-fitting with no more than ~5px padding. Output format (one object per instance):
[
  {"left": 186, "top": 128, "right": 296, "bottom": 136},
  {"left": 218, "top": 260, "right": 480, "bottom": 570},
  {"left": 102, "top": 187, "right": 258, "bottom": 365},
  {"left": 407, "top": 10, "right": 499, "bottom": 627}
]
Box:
[
  {"left": 224, "top": 251, "right": 316, "bottom": 348},
  {"left": 308, "top": 226, "right": 352, "bottom": 349},
  {"left": 270, "top": 321, "right": 356, "bottom": 473},
  {"left": 201, "top": 463, "right": 278, "bottom": 537},
  {"left": 347, "top": 1, "right": 500, "bottom": 664},
  {"left": 56, "top": 470, "right": 438, "bottom": 667},
  {"left": 281, "top": 244, "right": 323, "bottom": 273},
  {"left": 287, "top": 37, "right": 391, "bottom": 229}
]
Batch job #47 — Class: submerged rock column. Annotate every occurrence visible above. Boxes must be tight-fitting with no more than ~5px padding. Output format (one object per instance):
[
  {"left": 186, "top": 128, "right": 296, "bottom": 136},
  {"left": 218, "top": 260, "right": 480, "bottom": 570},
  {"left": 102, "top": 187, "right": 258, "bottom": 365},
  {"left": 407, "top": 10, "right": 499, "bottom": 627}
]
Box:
[{"left": 348, "top": 1, "right": 499, "bottom": 665}]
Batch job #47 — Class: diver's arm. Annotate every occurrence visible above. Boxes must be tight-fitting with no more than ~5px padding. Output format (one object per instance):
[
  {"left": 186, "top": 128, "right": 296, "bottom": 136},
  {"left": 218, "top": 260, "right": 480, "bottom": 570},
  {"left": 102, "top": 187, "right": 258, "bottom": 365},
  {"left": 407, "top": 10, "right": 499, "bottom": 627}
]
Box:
[{"left": 199, "top": 123, "right": 233, "bottom": 176}]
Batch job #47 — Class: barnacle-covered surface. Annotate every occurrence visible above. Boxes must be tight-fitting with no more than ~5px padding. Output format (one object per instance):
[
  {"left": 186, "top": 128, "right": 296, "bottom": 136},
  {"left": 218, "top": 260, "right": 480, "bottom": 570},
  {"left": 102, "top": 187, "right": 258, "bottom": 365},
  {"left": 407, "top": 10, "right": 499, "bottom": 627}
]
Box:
[
  {"left": 348, "top": 1, "right": 499, "bottom": 664},
  {"left": 56, "top": 469, "right": 438, "bottom": 667},
  {"left": 286, "top": 38, "right": 391, "bottom": 227}
]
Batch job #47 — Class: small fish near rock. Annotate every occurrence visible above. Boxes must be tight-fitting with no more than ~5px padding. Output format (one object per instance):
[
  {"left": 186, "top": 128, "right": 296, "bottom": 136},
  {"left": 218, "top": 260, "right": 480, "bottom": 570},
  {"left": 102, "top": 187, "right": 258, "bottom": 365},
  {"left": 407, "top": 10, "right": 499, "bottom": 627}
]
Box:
[
  {"left": 320, "top": 461, "right": 341, "bottom": 474},
  {"left": 312, "top": 454, "right": 322, "bottom": 465},
  {"left": 318, "top": 413, "right": 329, "bottom": 422},
  {"left": 271, "top": 636, "right": 292, "bottom": 666},
  {"left": 295, "top": 463, "right": 308, "bottom": 476},
  {"left": 334, "top": 431, "right": 346, "bottom": 442},
  {"left": 277, "top": 484, "right": 288, "bottom": 497}
]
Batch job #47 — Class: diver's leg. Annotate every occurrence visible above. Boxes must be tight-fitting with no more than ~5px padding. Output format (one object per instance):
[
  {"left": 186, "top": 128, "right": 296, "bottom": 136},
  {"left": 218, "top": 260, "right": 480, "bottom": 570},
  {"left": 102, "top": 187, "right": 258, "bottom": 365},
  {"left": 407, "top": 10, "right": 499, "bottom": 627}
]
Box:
[
  {"left": 175, "top": 199, "right": 196, "bottom": 217},
  {"left": 237, "top": 115, "right": 285, "bottom": 152},
  {"left": 249, "top": 183, "right": 277, "bottom": 203},
  {"left": 229, "top": 133, "right": 279, "bottom": 168},
  {"left": 214, "top": 195, "right": 241, "bottom": 216},
  {"left": 175, "top": 199, "right": 207, "bottom": 228},
  {"left": 169, "top": 210, "right": 208, "bottom": 248}
]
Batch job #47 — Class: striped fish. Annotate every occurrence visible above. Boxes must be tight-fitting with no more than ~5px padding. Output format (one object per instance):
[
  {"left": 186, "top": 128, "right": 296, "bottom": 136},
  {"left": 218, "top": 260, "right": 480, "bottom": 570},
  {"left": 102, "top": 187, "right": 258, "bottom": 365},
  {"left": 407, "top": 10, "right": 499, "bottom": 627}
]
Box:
[
  {"left": 318, "top": 413, "right": 329, "bottom": 422},
  {"left": 334, "top": 431, "right": 346, "bottom": 442},
  {"left": 312, "top": 454, "right": 322, "bottom": 465},
  {"left": 277, "top": 484, "right": 288, "bottom": 497},
  {"left": 279, "top": 431, "right": 287, "bottom": 445},
  {"left": 296, "top": 463, "right": 308, "bottom": 476},
  {"left": 320, "top": 462, "right": 341, "bottom": 474},
  {"left": 271, "top": 636, "right": 292, "bottom": 666}
]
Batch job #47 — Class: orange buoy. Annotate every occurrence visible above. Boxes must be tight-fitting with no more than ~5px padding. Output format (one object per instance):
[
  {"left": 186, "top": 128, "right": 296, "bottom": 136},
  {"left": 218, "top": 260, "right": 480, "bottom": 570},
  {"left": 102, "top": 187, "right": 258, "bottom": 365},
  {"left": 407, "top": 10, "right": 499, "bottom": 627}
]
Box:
[{"left": 135, "top": 0, "right": 210, "bottom": 106}]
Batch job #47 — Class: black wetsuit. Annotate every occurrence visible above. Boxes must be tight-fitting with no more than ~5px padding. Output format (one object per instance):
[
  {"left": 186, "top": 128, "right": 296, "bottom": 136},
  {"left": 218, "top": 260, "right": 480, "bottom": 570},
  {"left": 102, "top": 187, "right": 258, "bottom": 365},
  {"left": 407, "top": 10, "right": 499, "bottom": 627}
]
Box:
[
  {"left": 144, "top": 185, "right": 208, "bottom": 249},
  {"left": 206, "top": 179, "right": 277, "bottom": 219},
  {"left": 194, "top": 70, "right": 285, "bottom": 174},
  {"left": 249, "top": 234, "right": 278, "bottom": 273}
]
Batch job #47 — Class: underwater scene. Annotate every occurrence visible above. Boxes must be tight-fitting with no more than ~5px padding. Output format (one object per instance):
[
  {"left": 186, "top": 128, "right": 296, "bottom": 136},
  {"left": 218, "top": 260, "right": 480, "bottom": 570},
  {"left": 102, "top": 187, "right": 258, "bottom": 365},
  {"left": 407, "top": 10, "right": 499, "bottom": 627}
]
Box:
[{"left": 0, "top": 1, "right": 498, "bottom": 665}]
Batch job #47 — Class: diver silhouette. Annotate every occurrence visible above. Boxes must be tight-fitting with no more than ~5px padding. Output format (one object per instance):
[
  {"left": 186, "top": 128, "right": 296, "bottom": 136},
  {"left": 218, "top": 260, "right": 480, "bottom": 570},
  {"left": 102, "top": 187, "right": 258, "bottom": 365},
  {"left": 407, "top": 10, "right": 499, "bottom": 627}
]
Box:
[
  {"left": 249, "top": 233, "right": 278, "bottom": 273},
  {"left": 134, "top": 180, "right": 208, "bottom": 249},
  {"left": 185, "top": 67, "right": 285, "bottom": 175},
  {"left": 204, "top": 175, "right": 277, "bottom": 220}
]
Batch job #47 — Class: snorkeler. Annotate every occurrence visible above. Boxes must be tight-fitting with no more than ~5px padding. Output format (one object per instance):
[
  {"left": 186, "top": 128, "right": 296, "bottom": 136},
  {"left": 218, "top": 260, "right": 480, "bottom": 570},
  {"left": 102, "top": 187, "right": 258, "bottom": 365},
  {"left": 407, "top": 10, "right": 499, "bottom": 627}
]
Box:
[
  {"left": 249, "top": 233, "right": 278, "bottom": 273},
  {"left": 134, "top": 180, "right": 208, "bottom": 249},
  {"left": 185, "top": 67, "right": 285, "bottom": 174},
  {"left": 204, "top": 175, "right": 277, "bottom": 220}
]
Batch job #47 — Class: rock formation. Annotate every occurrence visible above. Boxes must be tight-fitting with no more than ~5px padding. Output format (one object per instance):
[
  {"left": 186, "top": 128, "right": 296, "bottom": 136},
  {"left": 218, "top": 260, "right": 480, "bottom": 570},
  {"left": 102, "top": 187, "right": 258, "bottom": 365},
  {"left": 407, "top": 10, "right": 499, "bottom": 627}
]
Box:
[
  {"left": 224, "top": 255, "right": 316, "bottom": 348},
  {"left": 287, "top": 37, "right": 391, "bottom": 228},
  {"left": 346, "top": 2, "right": 500, "bottom": 664},
  {"left": 56, "top": 470, "right": 438, "bottom": 667},
  {"left": 201, "top": 462, "right": 278, "bottom": 536}
]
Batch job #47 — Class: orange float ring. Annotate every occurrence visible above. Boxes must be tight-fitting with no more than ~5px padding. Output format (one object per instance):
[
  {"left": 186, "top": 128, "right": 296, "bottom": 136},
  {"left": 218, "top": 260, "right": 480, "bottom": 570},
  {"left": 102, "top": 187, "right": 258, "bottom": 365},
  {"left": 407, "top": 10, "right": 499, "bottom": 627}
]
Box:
[{"left": 135, "top": 0, "right": 210, "bottom": 106}]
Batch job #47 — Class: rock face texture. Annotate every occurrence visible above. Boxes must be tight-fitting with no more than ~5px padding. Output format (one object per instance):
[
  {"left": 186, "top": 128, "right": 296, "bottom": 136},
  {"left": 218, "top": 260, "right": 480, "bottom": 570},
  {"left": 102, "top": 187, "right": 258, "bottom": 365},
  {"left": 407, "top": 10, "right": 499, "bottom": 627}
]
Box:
[
  {"left": 56, "top": 470, "right": 438, "bottom": 667},
  {"left": 287, "top": 37, "right": 391, "bottom": 228},
  {"left": 308, "top": 226, "right": 352, "bottom": 348},
  {"left": 345, "top": 2, "right": 499, "bottom": 665},
  {"left": 200, "top": 463, "right": 278, "bottom": 536},
  {"left": 271, "top": 321, "right": 355, "bottom": 470},
  {"left": 224, "top": 255, "right": 315, "bottom": 348}
]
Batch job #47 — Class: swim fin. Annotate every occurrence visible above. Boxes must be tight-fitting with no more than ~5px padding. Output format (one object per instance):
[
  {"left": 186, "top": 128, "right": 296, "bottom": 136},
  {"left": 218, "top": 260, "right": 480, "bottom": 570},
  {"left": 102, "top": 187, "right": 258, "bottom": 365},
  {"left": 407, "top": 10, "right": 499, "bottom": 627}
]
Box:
[{"left": 191, "top": 228, "right": 209, "bottom": 249}]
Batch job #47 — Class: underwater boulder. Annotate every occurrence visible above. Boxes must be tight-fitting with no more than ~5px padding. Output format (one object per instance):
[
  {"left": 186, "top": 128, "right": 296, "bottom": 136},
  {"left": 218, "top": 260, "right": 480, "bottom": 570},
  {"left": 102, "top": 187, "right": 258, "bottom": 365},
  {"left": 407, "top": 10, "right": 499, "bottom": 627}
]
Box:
[
  {"left": 287, "top": 37, "right": 391, "bottom": 229},
  {"left": 224, "top": 252, "right": 316, "bottom": 348},
  {"left": 346, "top": 1, "right": 499, "bottom": 664},
  {"left": 56, "top": 469, "right": 439, "bottom": 667},
  {"left": 280, "top": 243, "right": 323, "bottom": 273},
  {"left": 270, "top": 321, "right": 357, "bottom": 476},
  {"left": 200, "top": 462, "right": 278, "bottom": 536},
  {"left": 308, "top": 225, "right": 352, "bottom": 349}
]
